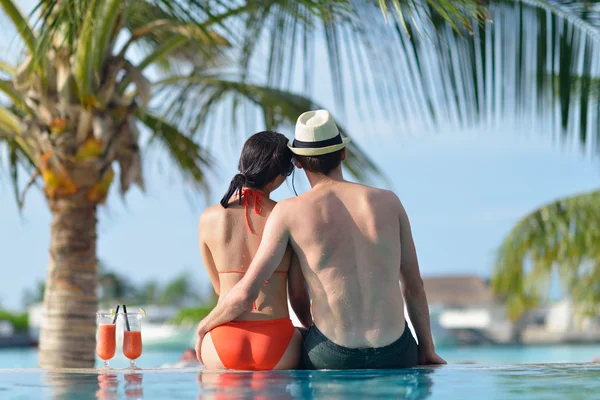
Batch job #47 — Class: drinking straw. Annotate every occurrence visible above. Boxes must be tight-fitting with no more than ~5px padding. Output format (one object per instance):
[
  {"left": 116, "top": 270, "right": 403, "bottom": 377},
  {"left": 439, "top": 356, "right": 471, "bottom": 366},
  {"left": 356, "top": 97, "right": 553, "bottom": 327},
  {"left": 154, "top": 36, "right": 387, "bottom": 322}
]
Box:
[
  {"left": 122, "top": 304, "right": 131, "bottom": 331},
  {"left": 112, "top": 305, "right": 120, "bottom": 324}
]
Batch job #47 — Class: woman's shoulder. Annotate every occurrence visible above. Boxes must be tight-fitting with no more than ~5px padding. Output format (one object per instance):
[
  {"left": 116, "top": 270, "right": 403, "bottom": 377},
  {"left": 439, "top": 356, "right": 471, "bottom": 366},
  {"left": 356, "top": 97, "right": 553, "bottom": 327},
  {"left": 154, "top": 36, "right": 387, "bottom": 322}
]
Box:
[{"left": 198, "top": 204, "right": 226, "bottom": 227}]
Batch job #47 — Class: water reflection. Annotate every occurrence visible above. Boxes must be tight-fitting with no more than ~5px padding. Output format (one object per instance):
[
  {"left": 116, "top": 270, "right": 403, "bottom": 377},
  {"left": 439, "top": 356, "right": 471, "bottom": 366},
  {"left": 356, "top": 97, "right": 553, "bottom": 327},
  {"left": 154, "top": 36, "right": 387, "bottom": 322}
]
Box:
[
  {"left": 493, "top": 364, "right": 600, "bottom": 400},
  {"left": 198, "top": 370, "right": 296, "bottom": 399},
  {"left": 197, "top": 368, "right": 435, "bottom": 399},
  {"left": 124, "top": 372, "right": 144, "bottom": 400},
  {"left": 299, "top": 368, "right": 435, "bottom": 399},
  {"left": 43, "top": 370, "right": 144, "bottom": 400},
  {"left": 42, "top": 366, "right": 434, "bottom": 399},
  {"left": 44, "top": 372, "right": 101, "bottom": 399},
  {"left": 96, "top": 373, "right": 119, "bottom": 400}
]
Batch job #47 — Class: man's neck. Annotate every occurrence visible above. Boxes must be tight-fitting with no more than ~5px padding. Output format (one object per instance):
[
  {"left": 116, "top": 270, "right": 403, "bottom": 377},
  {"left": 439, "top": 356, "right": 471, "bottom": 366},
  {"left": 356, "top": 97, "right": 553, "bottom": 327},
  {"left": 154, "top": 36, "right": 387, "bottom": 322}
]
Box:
[{"left": 306, "top": 168, "right": 345, "bottom": 188}]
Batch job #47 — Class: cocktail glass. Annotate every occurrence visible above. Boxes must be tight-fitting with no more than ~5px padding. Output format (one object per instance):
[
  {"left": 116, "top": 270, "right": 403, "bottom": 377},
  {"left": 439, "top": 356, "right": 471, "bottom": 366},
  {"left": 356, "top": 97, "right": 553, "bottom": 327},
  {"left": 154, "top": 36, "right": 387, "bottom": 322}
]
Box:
[
  {"left": 96, "top": 312, "right": 117, "bottom": 368},
  {"left": 122, "top": 312, "right": 143, "bottom": 368}
]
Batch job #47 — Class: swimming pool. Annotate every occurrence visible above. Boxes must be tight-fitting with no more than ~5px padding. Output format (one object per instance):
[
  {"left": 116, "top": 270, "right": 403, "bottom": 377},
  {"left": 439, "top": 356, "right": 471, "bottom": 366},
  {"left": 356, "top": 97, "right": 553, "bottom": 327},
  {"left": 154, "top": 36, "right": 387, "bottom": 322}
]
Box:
[
  {"left": 1, "top": 346, "right": 600, "bottom": 399},
  {"left": 0, "top": 364, "right": 598, "bottom": 399},
  {"left": 2, "top": 343, "right": 600, "bottom": 369}
]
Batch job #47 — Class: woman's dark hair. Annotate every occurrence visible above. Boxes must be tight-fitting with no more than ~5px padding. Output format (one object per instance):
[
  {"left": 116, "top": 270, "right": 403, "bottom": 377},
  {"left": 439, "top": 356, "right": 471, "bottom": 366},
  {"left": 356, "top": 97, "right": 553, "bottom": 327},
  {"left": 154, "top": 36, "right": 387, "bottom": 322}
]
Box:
[{"left": 220, "top": 131, "right": 294, "bottom": 208}]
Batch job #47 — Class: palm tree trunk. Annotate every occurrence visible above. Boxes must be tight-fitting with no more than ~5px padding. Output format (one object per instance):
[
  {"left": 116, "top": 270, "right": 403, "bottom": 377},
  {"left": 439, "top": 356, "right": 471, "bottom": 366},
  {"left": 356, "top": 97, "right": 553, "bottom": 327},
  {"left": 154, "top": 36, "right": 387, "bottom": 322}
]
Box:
[{"left": 38, "top": 197, "right": 98, "bottom": 368}]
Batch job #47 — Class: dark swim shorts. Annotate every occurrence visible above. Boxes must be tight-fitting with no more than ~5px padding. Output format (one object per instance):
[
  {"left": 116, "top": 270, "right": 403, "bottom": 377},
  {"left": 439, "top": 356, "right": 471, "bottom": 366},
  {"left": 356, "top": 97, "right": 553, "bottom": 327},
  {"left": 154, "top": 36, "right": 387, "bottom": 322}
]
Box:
[{"left": 300, "top": 322, "right": 418, "bottom": 370}]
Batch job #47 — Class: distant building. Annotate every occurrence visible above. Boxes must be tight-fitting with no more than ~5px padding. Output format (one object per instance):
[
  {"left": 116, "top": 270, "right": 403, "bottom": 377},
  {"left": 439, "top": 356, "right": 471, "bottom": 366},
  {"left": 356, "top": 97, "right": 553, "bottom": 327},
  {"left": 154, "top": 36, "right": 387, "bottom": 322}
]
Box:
[
  {"left": 519, "top": 299, "right": 600, "bottom": 344},
  {"left": 422, "top": 275, "right": 513, "bottom": 345},
  {"left": 423, "top": 275, "right": 493, "bottom": 307}
]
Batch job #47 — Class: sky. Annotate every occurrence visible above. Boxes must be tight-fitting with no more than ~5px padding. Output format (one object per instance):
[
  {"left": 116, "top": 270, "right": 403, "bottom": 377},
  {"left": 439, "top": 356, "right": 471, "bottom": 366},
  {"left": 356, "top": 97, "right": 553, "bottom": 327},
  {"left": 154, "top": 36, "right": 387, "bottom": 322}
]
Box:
[{"left": 1, "top": 2, "right": 599, "bottom": 311}]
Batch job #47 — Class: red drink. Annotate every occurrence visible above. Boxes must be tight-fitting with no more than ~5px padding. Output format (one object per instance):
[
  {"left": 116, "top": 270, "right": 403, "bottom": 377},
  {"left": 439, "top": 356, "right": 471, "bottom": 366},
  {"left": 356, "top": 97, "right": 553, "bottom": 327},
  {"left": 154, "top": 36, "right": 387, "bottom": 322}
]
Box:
[
  {"left": 123, "top": 331, "right": 143, "bottom": 360},
  {"left": 96, "top": 324, "right": 116, "bottom": 360}
]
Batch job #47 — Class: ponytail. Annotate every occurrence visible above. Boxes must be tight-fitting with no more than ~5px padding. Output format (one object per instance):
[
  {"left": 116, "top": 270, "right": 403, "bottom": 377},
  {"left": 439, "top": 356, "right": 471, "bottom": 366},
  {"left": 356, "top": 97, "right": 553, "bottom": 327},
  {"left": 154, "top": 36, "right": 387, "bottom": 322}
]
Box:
[{"left": 220, "top": 174, "right": 247, "bottom": 208}]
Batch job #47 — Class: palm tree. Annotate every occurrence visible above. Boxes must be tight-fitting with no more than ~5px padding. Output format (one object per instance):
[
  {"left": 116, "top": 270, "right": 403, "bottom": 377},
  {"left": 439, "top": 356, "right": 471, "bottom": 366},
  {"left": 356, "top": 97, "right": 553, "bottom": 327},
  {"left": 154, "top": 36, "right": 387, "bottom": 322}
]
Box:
[
  {"left": 492, "top": 189, "right": 600, "bottom": 321},
  {"left": 399, "top": 0, "right": 600, "bottom": 320},
  {"left": 374, "top": 0, "right": 600, "bottom": 319},
  {"left": 0, "top": 0, "right": 485, "bottom": 368}
]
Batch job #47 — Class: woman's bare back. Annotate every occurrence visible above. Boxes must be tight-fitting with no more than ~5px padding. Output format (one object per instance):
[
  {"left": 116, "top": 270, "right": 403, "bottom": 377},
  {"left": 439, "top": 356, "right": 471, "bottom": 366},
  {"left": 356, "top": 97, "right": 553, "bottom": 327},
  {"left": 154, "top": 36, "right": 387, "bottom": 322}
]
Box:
[{"left": 199, "top": 191, "right": 293, "bottom": 321}]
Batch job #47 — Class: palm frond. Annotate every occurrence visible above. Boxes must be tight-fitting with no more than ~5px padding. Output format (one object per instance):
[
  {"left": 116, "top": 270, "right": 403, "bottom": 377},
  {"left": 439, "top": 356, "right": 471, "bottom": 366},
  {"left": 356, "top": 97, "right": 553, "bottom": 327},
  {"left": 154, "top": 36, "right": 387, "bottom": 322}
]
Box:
[
  {"left": 384, "top": 0, "right": 600, "bottom": 156},
  {"left": 123, "top": 1, "right": 234, "bottom": 71},
  {"left": 136, "top": 110, "right": 212, "bottom": 192},
  {"left": 73, "top": 0, "right": 100, "bottom": 104},
  {"left": 0, "top": 0, "right": 37, "bottom": 54},
  {"left": 0, "top": 106, "right": 22, "bottom": 135},
  {"left": 136, "top": 36, "right": 190, "bottom": 73},
  {"left": 92, "top": 0, "right": 123, "bottom": 73},
  {"left": 0, "top": 60, "right": 16, "bottom": 76},
  {"left": 0, "top": 80, "right": 32, "bottom": 115},
  {"left": 0, "top": 137, "right": 38, "bottom": 209},
  {"left": 155, "top": 72, "right": 381, "bottom": 183},
  {"left": 492, "top": 189, "right": 600, "bottom": 319}
]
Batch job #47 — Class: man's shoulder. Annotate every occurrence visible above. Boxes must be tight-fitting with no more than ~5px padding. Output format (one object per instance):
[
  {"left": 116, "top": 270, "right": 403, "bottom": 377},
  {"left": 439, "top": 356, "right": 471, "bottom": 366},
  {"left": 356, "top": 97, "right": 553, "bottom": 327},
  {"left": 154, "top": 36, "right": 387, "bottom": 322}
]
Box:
[
  {"left": 359, "top": 185, "right": 401, "bottom": 207},
  {"left": 271, "top": 196, "right": 300, "bottom": 214},
  {"left": 270, "top": 194, "right": 314, "bottom": 223}
]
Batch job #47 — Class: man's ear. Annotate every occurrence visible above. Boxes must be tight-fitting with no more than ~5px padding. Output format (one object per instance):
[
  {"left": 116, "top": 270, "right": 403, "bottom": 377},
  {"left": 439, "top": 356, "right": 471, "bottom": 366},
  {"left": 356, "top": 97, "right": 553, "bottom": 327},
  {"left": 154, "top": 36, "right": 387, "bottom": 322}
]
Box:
[
  {"left": 341, "top": 148, "right": 347, "bottom": 161},
  {"left": 294, "top": 157, "right": 303, "bottom": 169}
]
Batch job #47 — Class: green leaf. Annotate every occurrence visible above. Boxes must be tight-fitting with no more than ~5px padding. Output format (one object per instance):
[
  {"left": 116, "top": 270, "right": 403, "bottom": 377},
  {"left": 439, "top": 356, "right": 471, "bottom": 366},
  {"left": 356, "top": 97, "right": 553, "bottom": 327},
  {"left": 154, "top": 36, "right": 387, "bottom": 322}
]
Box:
[
  {"left": 493, "top": 189, "right": 600, "bottom": 319},
  {"left": 0, "top": 80, "right": 32, "bottom": 115},
  {"left": 0, "top": 60, "right": 16, "bottom": 76},
  {"left": 137, "top": 36, "right": 189, "bottom": 72},
  {"left": 0, "top": 136, "right": 37, "bottom": 209},
  {"left": 136, "top": 110, "right": 212, "bottom": 191},
  {"left": 74, "top": 0, "right": 100, "bottom": 104},
  {"left": 155, "top": 73, "right": 382, "bottom": 183},
  {"left": 0, "top": 0, "right": 37, "bottom": 54},
  {"left": 0, "top": 106, "right": 21, "bottom": 135},
  {"left": 93, "top": 0, "right": 123, "bottom": 73}
]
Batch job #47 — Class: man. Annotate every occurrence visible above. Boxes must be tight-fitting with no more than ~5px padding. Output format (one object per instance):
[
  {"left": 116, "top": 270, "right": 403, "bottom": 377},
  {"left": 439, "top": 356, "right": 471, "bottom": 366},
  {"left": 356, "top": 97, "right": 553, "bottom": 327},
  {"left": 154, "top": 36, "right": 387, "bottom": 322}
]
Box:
[{"left": 196, "top": 110, "right": 445, "bottom": 369}]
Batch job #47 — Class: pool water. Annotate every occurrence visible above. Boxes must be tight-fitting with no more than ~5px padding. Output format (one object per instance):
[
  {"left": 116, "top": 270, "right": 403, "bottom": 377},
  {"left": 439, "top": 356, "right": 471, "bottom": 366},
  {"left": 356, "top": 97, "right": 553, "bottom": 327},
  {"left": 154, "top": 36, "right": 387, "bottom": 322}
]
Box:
[
  {"left": 1, "top": 364, "right": 599, "bottom": 399},
  {"left": 1, "top": 346, "right": 600, "bottom": 399},
  {"left": 2, "top": 344, "right": 600, "bottom": 369}
]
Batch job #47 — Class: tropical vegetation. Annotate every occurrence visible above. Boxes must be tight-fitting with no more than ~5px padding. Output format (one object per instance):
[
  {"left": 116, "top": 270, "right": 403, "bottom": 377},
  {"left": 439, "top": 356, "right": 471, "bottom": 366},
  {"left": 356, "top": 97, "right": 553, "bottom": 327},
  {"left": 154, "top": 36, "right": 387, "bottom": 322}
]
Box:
[
  {"left": 0, "top": 0, "right": 486, "bottom": 368},
  {"left": 22, "top": 264, "right": 206, "bottom": 309},
  {"left": 2, "top": 0, "right": 600, "bottom": 368},
  {"left": 493, "top": 188, "right": 600, "bottom": 321},
  {"left": 475, "top": 2, "right": 600, "bottom": 320},
  {"left": 0, "top": 310, "right": 28, "bottom": 332},
  {"left": 374, "top": 0, "right": 600, "bottom": 321}
]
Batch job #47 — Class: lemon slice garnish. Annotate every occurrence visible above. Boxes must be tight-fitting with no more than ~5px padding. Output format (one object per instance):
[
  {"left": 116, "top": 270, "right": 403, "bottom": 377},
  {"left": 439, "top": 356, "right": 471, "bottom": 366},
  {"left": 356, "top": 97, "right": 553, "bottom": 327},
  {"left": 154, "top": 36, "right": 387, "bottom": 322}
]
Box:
[
  {"left": 109, "top": 308, "right": 115, "bottom": 317},
  {"left": 139, "top": 308, "right": 146, "bottom": 318}
]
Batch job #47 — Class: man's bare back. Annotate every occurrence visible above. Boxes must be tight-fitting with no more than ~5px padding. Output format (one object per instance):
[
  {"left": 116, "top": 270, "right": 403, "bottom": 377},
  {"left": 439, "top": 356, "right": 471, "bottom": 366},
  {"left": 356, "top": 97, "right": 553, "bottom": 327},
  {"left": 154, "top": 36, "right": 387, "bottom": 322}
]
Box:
[{"left": 281, "top": 181, "right": 405, "bottom": 348}]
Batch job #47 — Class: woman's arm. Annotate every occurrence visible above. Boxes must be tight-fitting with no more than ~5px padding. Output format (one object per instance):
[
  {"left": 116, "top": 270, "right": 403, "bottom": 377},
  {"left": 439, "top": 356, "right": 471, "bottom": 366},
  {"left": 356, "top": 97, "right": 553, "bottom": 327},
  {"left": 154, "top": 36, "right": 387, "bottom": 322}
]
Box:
[
  {"left": 288, "top": 252, "right": 312, "bottom": 328},
  {"left": 198, "top": 211, "right": 219, "bottom": 296}
]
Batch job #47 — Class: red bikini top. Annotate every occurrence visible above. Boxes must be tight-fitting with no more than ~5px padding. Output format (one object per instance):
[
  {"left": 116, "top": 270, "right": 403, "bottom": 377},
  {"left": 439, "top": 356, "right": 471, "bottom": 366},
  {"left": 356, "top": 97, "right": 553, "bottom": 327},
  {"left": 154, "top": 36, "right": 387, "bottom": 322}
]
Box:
[{"left": 240, "top": 188, "right": 264, "bottom": 234}]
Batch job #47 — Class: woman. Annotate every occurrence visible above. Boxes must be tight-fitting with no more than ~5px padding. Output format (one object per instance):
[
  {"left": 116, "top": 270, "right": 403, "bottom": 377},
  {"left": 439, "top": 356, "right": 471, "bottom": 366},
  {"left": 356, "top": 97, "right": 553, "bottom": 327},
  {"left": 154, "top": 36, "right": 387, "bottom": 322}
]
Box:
[{"left": 198, "top": 131, "right": 312, "bottom": 370}]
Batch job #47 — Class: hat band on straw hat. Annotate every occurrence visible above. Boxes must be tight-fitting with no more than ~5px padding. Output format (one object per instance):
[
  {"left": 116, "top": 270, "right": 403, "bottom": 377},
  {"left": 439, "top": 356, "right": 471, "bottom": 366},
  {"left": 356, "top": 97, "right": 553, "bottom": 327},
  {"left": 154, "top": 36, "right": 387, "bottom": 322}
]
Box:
[{"left": 292, "top": 134, "right": 343, "bottom": 149}]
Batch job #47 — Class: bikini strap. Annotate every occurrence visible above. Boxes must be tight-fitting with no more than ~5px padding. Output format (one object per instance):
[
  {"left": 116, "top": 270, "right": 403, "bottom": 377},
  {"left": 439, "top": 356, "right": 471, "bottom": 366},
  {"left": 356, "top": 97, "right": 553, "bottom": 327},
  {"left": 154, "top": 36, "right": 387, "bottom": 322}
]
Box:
[{"left": 241, "top": 188, "right": 264, "bottom": 234}]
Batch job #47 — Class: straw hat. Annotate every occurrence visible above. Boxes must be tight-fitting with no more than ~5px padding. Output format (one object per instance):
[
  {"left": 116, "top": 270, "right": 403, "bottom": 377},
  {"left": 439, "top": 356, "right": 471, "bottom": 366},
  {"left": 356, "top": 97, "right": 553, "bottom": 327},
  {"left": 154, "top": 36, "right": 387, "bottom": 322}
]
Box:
[{"left": 288, "top": 110, "right": 351, "bottom": 156}]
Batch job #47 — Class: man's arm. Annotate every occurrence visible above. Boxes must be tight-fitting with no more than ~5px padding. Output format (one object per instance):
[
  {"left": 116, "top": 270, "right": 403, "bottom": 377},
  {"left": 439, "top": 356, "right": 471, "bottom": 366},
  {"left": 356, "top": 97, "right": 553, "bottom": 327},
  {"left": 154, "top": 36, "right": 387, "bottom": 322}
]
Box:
[
  {"left": 398, "top": 200, "right": 446, "bottom": 365},
  {"left": 288, "top": 253, "right": 312, "bottom": 328},
  {"left": 195, "top": 203, "right": 291, "bottom": 360}
]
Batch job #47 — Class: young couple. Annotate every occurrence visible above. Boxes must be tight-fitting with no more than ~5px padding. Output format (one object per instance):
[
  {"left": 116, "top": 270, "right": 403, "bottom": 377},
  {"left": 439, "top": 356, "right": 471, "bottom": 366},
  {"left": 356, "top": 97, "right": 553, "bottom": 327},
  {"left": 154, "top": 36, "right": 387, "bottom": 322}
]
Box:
[{"left": 196, "top": 110, "right": 445, "bottom": 370}]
